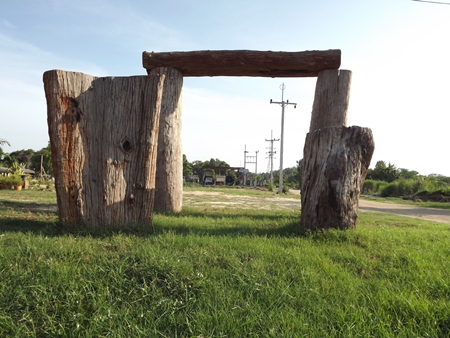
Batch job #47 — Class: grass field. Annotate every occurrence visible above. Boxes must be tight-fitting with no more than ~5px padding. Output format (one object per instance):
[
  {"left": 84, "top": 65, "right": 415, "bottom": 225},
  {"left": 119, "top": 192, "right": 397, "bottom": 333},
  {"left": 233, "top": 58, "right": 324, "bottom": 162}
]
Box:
[{"left": 1, "top": 188, "right": 450, "bottom": 337}]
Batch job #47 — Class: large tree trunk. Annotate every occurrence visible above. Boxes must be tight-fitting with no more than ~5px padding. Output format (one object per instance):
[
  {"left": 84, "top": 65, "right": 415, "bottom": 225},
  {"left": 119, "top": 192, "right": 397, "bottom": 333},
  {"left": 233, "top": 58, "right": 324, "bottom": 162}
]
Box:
[
  {"left": 300, "top": 126, "right": 374, "bottom": 230},
  {"left": 309, "top": 69, "right": 352, "bottom": 132},
  {"left": 44, "top": 70, "right": 164, "bottom": 228},
  {"left": 143, "top": 50, "right": 341, "bottom": 77},
  {"left": 149, "top": 67, "right": 183, "bottom": 212}
]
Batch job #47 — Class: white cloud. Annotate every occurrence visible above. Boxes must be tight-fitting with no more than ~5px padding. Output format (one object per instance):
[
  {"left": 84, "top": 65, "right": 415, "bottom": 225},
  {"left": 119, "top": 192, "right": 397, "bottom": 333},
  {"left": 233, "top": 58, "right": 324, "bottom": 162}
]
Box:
[{"left": 0, "top": 33, "right": 109, "bottom": 152}]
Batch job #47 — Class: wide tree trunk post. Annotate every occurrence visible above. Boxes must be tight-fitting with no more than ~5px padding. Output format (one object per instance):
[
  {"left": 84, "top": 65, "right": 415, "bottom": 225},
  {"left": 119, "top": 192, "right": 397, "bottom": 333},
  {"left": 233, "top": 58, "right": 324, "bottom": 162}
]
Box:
[
  {"left": 300, "top": 126, "right": 375, "bottom": 230},
  {"left": 309, "top": 69, "right": 352, "bottom": 132},
  {"left": 44, "top": 70, "right": 165, "bottom": 228},
  {"left": 148, "top": 67, "right": 183, "bottom": 212}
]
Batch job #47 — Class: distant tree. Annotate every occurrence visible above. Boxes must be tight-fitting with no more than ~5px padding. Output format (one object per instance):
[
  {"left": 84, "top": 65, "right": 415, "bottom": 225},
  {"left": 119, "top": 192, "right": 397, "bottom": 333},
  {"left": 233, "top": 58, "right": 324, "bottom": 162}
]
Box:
[
  {"left": 226, "top": 169, "right": 237, "bottom": 185},
  {"left": 9, "top": 149, "right": 35, "bottom": 168},
  {"left": 367, "top": 161, "right": 400, "bottom": 182},
  {"left": 182, "top": 154, "right": 193, "bottom": 178},
  {"left": 204, "top": 158, "right": 230, "bottom": 172},
  {"left": 399, "top": 168, "right": 419, "bottom": 180},
  {"left": 1, "top": 153, "right": 16, "bottom": 168},
  {"left": 30, "top": 142, "right": 53, "bottom": 176},
  {"left": 0, "top": 139, "right": 10, "bottom": 160},
  {"left": 191, "top": 160, "right": 206, "bottom": 177},
  {"left": 285, "top": 166, "right": 300, "bottom": 187},
  {"left": 297, "top": 159, "right": 303, "bottom": 187},
  {"left": 0, "top": 138, "right": 10, "bottom": 147}
]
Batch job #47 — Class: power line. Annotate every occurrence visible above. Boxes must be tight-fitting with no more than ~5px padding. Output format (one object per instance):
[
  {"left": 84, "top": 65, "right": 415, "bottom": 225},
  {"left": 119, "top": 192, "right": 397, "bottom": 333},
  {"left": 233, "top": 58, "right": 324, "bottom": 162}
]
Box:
[{"left": 412, "top": 0, "right": 450, "bottom": 5}]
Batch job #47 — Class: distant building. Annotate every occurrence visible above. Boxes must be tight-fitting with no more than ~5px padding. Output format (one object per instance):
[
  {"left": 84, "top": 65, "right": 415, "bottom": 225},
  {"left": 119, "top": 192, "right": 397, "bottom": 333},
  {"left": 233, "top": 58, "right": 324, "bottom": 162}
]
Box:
[{"left": 428, "top": 173, "right": 444, "bottom": 177}]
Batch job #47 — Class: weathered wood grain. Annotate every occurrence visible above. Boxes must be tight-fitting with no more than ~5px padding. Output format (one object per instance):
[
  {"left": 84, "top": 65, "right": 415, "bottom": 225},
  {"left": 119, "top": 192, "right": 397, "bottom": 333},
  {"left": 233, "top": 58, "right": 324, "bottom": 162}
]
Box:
[
  {"left": 309, "top": 69, "right": 352, "bottom": 132},
  {"left": 150, "top": 67, "right": 183, "bottom": 212},
  {"left": 44, "top": 70, "right": 165, "bottom": 228},
  {"left": 300, "top": 126, "right": 375, "bottom": 230},
  {"left": 143, "top": 50, "right": 341, "bottom": 77}
]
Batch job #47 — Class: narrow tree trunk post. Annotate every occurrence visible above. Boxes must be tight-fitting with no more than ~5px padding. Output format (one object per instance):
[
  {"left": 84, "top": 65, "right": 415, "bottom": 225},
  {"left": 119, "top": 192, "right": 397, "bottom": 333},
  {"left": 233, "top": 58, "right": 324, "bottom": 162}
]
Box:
[
  {"left": 309, "top": 69, "right": 352, "bottom": 132},
  {"left": 44, "top": 70, "right": 165, "bottom": 228},
  {"left": 300, "top": 126, "right": 374, "bottom": 230},
  {"left": 143, "top": 50, "right": 341, "bottom": 77},
  {"left": 148, "top": 67, "right": 183, "bottom": 212}
]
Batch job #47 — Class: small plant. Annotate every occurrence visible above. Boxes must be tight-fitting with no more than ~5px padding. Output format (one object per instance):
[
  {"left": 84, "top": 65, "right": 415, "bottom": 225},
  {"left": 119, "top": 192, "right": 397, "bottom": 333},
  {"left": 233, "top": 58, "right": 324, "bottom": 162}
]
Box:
[
  {"left": 0, "top": 175, "right": 12, "bottom": 189},
  {"left": 8, "top": 161, "right": 26, "bottom": 176},
  {"left": 10, "top": 175, "right": 23, "bottom": 187}
]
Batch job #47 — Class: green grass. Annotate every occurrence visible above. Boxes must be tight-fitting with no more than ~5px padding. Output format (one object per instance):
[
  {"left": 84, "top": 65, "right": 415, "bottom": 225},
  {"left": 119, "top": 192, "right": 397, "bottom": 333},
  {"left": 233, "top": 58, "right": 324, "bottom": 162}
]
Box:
[{"left": 1, "top": 189, "right": 450, "bottom": 337}]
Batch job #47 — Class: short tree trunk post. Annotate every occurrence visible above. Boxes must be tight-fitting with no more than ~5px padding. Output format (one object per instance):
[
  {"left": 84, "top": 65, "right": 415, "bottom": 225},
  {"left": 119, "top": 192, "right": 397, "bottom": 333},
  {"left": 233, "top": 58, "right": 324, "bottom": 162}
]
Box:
[
  {"left": 44, "top": 70, "right": 165, "bottom": 228},
  {"left": 309, "top": 69, "right": 352, "bottom": 132},
  {"left": 148, "top": 67, "right": 183, "bottom": 212},
  {"left": 300, "top": 126, "right": 374, "bottom": 230}
]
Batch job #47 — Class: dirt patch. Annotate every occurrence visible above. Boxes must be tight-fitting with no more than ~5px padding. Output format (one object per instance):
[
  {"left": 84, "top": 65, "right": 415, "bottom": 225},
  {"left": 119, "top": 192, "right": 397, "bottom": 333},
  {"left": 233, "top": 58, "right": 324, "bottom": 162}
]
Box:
[
  {"left": 184, "top": 189, "right": 450, "bottom": 224},
  {"left": 183, "top": 190, "right": 300, "bottom": 211}
]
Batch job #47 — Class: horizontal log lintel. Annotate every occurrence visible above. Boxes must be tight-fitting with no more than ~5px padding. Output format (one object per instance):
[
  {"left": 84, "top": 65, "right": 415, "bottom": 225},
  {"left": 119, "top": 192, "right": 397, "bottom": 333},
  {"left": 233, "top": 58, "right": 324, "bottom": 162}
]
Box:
[{"left": 142, "top": 49, "right": 341, "bottom": 78}]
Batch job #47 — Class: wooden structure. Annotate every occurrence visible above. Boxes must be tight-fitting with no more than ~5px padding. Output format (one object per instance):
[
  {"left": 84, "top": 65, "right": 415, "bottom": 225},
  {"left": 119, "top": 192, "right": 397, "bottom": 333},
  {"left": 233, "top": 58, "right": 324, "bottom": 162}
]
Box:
[
  {"left": 44, "top": 49, "right": 373, "bottom": 230},
  {"left": 143, "top": 50, "right": 341, "bottom": 215},
  {"left": 143, "top": 50, "right": 341, "bottom": 78},
  {"left": 44, "top": 70, "right": 164, "bottom": 227}
]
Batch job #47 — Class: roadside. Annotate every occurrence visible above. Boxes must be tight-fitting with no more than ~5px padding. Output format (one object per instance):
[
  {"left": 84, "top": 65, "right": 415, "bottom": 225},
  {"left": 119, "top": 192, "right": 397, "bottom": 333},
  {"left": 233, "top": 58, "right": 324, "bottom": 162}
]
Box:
[
  {"left": 358, "top": 199, "right": 450, "bottom": 224},
  {"left": 289, "top": 189, "right": 450, "bottom": 224}
]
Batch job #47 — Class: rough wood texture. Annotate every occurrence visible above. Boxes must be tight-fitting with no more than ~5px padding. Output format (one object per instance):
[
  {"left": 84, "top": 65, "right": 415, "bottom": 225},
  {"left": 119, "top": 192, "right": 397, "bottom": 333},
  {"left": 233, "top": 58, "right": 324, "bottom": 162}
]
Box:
[
  {"left": 300, "top": 126, "right": 375, "bottom": 230},
  {"left": 149, "top": 67, "right": 183, "bottom": 212},
  {"left": 143, "top": 50, "right": 341, "bottom": 77},
  {"left": 309, "top": 70, "right": 352, "bottom": 132},
  {"left": 44, "top": 70, "right": 165, "bottom": 228}
]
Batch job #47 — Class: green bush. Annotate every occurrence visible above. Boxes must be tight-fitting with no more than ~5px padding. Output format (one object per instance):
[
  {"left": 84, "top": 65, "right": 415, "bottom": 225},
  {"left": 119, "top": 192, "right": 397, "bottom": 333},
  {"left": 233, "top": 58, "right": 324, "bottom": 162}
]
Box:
[
  {"left": 0, "top": 175, "right": 24, "bottom": 188},
  {"left": 380, "top": 182, "right": 399, "bottom": 197},
  {"left": 362, "top": 180, "right": 388, "bottom": 195},
  {"left": 0, "top": 176, "right": 10, "bottom": 186},
  {"left": 10, "top": 175, "right": 23, "bottom": 187},
  {"left": 380, "top": 178, "right": 449, "bottom": 198},
  {"left": 415, "top": 188, "right": 450, "bottom": 197}
]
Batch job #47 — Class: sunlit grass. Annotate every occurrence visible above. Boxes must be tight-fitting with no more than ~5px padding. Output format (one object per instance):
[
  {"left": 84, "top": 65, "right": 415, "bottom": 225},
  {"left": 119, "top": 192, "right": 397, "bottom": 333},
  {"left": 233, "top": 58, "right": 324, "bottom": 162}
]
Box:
[{"left": 1, "top": 189, "right": 449, "bottom": 337}]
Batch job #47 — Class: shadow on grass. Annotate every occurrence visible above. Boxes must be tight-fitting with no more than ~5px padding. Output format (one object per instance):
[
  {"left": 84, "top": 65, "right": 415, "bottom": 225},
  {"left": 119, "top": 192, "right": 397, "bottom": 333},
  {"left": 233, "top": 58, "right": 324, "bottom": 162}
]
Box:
[
  {"left": 0, "top": 203, "right": 306, "bottom": 238},
  {"left": 0, "top": 200, "right": 58, "bottom": 214}
]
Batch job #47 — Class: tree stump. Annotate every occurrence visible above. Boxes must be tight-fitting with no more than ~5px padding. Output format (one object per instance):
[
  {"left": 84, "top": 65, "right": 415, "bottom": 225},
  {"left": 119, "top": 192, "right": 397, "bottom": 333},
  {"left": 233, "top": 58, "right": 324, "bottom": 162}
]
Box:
[
  {"left": 44, "top": 70, "right": 165, "bottom": 228},
  {"left": 148, "top": 67, "right": 183, "bottom": 212},
  {"left": 300, "top": 126, "right": 374, "bottom": 230}
]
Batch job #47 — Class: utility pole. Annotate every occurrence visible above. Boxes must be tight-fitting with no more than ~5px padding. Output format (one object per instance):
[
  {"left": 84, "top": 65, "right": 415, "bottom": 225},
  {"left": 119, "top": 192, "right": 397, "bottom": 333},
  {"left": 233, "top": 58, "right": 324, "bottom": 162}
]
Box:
[
  {"left": 265, "top": 130, "right": 279, "bottom": 189},
  {"left": 244, "top": 144, "right": 248, "bottom": 186},
  {"left": 244, "top": 145, "right": 258, "bottom": 187},
  {"left": 270, "top": 83, "right": 296, "bottom": 193},
  {"left": 254, "top": 150, "right": 259, "bottom": 187}
]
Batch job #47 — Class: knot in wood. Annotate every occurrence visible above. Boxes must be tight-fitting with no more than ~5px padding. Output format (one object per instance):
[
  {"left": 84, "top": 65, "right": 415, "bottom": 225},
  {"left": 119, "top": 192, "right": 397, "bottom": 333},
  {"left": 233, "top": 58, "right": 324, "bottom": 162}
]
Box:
[{"left": 120, "top": 137, "right": 134, "bottom": 153}]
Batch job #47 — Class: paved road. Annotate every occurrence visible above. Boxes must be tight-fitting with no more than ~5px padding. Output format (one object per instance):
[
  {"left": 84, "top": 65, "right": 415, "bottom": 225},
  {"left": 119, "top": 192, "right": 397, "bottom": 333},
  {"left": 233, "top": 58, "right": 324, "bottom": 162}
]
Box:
[{"left": 358, "top": 199, "right": 450, "bottom": 224}]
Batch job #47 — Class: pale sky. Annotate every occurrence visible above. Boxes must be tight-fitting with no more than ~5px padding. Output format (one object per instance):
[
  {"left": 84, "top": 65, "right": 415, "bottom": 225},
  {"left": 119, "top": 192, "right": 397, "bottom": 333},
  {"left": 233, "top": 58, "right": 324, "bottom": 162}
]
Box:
[{"left": 1, "top": 0, "right": 449, "bottom": 176}]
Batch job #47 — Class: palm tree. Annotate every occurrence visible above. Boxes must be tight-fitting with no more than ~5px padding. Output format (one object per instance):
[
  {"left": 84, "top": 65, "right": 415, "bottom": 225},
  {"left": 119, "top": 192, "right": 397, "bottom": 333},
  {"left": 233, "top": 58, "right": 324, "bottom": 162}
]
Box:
[{"left": 0, "top": 139, "right": 10, "bottom": 159}]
